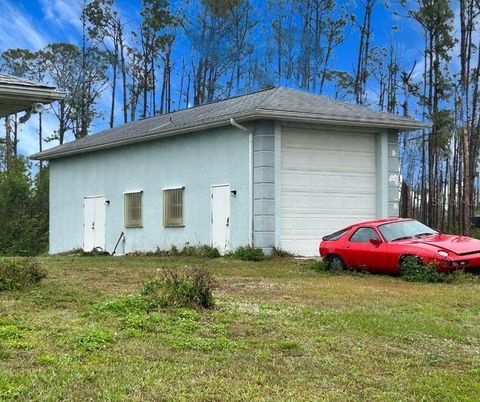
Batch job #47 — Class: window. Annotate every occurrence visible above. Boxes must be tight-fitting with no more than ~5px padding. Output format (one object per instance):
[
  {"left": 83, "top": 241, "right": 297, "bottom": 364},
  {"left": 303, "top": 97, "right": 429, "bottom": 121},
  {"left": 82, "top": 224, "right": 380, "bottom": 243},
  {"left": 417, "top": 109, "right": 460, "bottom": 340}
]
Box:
[
  {"left": 164, "top": 187, "right": 184, "bottom": 227},
  {"left": 322, "top": 228, "right": 350, "bottom": 241},
  {"left": 349, "top": 227, "right": 379, "bottom": 243},
  {"left": 378, "top": 220, "right": 437, "bottom": 242},
  {"left": 124, "top": 191, "right": 142, "bottom": 228}
]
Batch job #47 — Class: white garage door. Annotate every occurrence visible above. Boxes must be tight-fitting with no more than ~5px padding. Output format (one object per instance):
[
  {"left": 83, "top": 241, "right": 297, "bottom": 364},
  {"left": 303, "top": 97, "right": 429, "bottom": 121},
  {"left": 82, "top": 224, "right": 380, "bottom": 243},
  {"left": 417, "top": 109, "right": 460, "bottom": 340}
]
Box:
[{"left": 281, "top": 127, "right": 377, "bottom": 256}]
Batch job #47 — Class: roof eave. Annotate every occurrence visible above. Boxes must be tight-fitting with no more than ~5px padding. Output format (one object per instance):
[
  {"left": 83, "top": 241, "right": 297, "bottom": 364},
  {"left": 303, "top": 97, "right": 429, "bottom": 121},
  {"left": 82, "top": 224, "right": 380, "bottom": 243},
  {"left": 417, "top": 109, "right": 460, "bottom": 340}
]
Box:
[
  {"left": 0, "top": 85, "right": 66, "bottom": 101},
  {"left": 31, "top": 110, "right": 430, "bottom": 161},
  {"left": 255, "top": 110, "right": 431, "bottom": 131}
]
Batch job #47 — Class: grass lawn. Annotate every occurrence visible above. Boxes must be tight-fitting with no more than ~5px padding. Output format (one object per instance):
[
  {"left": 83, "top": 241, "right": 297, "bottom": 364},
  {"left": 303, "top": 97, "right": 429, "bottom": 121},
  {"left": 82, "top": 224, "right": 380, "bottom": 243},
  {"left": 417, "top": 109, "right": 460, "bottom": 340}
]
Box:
[{"left": 1, "top": 256, "right": 480, "bottom": 401}]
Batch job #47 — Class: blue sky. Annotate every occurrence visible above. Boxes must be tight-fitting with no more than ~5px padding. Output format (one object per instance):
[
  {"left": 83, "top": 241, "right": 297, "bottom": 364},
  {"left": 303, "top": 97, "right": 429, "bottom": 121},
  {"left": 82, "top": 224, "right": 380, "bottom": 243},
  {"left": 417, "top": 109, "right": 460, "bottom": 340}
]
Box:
[{"left": 0, "top": 0, "right": 450, "bottom": 158}]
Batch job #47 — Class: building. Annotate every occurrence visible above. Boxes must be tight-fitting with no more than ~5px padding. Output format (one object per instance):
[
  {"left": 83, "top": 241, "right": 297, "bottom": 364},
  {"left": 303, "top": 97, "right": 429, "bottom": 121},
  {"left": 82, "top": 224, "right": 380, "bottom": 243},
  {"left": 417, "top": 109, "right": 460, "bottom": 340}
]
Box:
[
  {"left": 31, "top": 87, "right": 428, "bottom": 256},
  {"left": 0, "top": 73, "right": 65, "bottom": 118}
]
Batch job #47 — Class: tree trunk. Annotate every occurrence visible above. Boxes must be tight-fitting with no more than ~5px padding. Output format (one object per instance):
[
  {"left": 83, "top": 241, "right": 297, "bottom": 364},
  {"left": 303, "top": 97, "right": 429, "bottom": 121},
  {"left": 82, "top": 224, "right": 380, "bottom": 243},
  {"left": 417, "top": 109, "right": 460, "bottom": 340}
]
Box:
[
  {"left": 400, "top": 180, "right": 409, "bottom": 218},
  {"left": 5, "top": 116, "right": 11, "bottom": 170},
  {"left": 119, "top": 28, "right": 128, "bottom": 123},
  {"left": 39, "top": 113, "right": 43, "bottom": 171},
  {"left": 13, "top": 114, "right": 18, "bottom": 156},
  {"left": 110, "top": 43, "right": 118, "bottom": 128},
  {"left": 59, "top": 101, "right": 66, "bottom": 145},
  {"left": 462, "top": 126, "right": 471, "bottom": 235},
  {"left": 427, "top": 32, "right": 434, "bottom": 227},
  {"left": 151, "top": 59, "right": 156, "bottom": 115}
]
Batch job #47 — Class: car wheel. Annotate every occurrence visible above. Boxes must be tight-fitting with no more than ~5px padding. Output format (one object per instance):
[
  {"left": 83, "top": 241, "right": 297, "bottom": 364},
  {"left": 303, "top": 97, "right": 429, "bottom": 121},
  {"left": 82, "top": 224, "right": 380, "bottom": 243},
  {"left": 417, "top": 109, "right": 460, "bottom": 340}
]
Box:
[{"left": 327, "top": 255, "right": 345, "bottom": 271}]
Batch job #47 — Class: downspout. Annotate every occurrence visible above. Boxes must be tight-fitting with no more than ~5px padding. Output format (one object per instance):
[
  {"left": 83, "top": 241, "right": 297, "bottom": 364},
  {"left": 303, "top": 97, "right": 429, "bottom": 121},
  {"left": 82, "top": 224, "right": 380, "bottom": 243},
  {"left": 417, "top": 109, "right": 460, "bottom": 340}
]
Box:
[{"left": 230, "top": 118, "right": 253, "bottom": 247}]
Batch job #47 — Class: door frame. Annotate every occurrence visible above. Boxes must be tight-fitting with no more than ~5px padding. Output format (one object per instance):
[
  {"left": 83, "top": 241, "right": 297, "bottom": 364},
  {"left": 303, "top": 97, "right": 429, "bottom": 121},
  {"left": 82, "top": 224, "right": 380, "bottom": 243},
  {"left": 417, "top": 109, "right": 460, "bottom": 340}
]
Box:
[
  {"left": 210, "top": 184, "right": 231, "bottom": 254},
  {"left": 83, "top": 195, "right": 106, "bottom": 252}
]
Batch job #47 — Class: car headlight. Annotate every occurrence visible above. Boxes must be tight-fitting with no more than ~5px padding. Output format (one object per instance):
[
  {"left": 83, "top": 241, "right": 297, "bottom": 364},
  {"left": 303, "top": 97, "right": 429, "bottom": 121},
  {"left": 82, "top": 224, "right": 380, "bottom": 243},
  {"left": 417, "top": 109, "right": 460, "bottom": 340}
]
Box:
[{"left": 437, "top": 250, "right": 448, "bottom": 257}]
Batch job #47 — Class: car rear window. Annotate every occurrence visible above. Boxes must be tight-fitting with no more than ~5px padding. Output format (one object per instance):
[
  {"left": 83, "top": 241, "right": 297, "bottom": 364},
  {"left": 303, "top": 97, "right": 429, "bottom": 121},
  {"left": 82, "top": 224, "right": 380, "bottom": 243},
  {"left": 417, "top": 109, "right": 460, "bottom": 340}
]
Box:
[{"left": 322, "top": 228, "right": 350, "bottom": 241}]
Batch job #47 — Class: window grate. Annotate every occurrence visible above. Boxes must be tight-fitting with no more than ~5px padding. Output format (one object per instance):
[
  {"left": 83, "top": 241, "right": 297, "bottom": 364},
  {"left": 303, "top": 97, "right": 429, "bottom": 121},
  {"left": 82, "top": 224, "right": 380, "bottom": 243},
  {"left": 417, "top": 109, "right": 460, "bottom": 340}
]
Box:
[
  {"left": 124, "top": 192, "right": 142, "bottom": 228},
  {"left": 164, "top": 187, "right": 184, "bottom": 227}
]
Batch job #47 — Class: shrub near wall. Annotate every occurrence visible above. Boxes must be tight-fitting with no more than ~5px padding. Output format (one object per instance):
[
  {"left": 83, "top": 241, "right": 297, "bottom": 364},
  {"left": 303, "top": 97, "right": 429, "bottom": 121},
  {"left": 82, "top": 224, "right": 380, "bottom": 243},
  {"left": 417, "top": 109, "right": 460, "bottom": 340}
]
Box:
[{"left": 228, "top": 246, "right": 265, "bottom": 261}]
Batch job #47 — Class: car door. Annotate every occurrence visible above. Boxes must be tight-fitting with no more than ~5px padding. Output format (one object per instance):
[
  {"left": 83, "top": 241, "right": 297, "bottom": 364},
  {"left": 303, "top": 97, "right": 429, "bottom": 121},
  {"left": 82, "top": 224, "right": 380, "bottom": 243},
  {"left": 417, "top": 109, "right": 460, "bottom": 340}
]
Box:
[{"left": 343, "top": 227, "right": 387, "bottom": 271}]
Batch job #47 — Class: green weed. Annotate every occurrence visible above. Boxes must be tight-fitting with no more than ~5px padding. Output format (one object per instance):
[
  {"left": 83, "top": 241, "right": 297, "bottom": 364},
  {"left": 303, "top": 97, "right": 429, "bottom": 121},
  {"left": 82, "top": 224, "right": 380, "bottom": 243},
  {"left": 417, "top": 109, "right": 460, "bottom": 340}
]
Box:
[
  {"left": 90, "top": 294, "right": 149, "bottom": 316},
  {"left": 141, "top": 268, "right": 215, "bottom": 310},
  {"left": 0, "top": 325, "right": 24, "bottom": 340},
  {"left": 73, "top": 327, "right": 114, "bottom": 352},
  {"left": 306, "top": 259, "right": 333, "bottom": 272},
  {"left": 227, "top": 246, "right": 265, "bottom": 261},
  {"left": 400, "top": 256, "right": 445, "bottom": 283},
  {"left": 272, "top": 340, "right": 301, "bottom": 350},
  {"left": 0, "top": 258, "right": 46, "bottom": 291},
  {"left": 0, "top": 382, "right": 25, "bottom": 400},
  {"left": 270, "top": 247, "right": 294, "bottom": 257}
]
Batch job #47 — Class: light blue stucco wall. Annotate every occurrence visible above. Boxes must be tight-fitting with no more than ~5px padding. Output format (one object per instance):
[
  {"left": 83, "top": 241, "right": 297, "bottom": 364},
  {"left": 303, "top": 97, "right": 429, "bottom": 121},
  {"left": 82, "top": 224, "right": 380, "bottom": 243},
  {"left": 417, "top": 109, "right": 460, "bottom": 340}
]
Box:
[{"left": 49, "top": 126, "right": 250, "bottom": 254}]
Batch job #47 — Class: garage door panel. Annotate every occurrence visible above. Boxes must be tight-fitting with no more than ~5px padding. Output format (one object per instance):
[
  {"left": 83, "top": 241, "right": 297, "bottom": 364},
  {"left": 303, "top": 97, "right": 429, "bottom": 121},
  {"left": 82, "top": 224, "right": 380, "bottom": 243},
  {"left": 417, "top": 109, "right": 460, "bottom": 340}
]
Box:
[
  {"left": 282, "top": 193, "right": 376, "bottom": 211},
  {"left": 282, "top": 217, "right": 297, "bottom": 230},
  {"left": 294, "top": 196, "right": 351, "bottom": 211},
  {"left": 282, "top": 180, "right": 376, "bottom": 195},
  {"left": 343, "top": 195, "right": 376, "bottom": 210},
  {"left": 282, "top": 153, "right": 375, "bottom": 173},
  {"left": 283, "top": 216, "right": 375, "bottom": 235},
  {"left": 282, "top": 130, "right": 374, "bottom": 150},
  {"left": 283, "top": 218, "right": 340, "bottom": 232},
  {"left": 281, "top": 173, "right": 314, "bottom": 187},
  {"left": 284, "top": 215, "right": 371, "bottom": 232},
  {"left": 343, "top": 175, "right": 376, "bottom": 190},
  {"left": 281, "top": 127, "right": 377, "bottom": 256},
  {"left": 282, "top": 172, "right": 376, "bottom": 190},
  {"left": 282, "top": 201, "right": 344, "bottom": 214},
  {"left": 282, "top": 150, "right": 374, "bottom": 172}
]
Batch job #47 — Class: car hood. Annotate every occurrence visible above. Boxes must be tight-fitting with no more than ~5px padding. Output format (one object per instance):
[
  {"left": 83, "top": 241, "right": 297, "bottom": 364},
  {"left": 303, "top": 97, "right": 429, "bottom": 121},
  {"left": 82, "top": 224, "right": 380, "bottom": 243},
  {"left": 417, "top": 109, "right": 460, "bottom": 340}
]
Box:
[{"left": 397, "top": 234, "right": 480, "bottom": 255}]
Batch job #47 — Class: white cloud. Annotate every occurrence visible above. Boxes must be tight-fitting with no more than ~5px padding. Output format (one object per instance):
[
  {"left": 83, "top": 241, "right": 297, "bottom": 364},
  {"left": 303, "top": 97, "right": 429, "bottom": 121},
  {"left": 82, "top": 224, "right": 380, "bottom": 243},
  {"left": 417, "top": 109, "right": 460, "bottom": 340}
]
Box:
[
  {"left": 39, "top": 0, "right": 83, "bottom": 33},
  {"left": 0, "top": 0, "right": 50, "bottom": 50}
]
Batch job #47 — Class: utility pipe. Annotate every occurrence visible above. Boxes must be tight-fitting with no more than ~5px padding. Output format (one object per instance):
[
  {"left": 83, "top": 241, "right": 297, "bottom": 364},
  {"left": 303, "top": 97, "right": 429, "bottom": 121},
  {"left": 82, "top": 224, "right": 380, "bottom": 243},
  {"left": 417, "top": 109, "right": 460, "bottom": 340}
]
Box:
[{"left": 230, "top": 118, "right": 253, "bottom": 247}]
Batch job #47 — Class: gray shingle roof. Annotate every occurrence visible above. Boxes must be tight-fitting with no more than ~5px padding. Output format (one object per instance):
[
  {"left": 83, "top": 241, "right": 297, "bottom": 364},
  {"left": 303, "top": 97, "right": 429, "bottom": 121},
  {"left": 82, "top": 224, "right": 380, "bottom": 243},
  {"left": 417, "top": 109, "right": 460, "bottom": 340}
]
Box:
[
  {"left": 32, "top": 86, "right": 429, "bottom": 160},
  {"left": 0, "top": 73, "right": 56, "bottom": 89}
]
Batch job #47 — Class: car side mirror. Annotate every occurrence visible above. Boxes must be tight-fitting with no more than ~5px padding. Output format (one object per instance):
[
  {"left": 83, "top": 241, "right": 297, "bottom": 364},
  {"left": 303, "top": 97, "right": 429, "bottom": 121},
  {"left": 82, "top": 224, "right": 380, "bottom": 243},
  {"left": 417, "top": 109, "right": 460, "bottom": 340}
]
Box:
[{"left": 370, "top": 238, "right": 381, "bottom": 246}]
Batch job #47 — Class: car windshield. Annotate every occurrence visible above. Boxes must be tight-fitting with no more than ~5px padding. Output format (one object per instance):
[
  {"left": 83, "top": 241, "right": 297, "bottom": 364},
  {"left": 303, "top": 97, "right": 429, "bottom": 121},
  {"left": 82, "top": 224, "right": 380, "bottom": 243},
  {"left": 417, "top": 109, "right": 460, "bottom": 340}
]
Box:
[{"left": 378, "top": 220, "right": 438, "bottom": 242}]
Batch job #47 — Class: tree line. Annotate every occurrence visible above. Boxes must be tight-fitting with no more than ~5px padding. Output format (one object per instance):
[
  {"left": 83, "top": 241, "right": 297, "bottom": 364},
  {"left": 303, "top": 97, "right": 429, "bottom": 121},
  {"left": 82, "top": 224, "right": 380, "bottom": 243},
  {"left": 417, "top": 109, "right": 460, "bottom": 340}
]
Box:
[{"left": 0, "top": 0, "right": 479, "bottom": 255}]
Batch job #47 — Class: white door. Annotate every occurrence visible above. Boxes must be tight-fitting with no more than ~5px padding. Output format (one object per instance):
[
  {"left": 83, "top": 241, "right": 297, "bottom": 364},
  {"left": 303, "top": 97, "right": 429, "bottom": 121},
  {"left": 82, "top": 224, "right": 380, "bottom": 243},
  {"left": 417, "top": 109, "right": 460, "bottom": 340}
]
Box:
[
  {"left": 281, "top": 127, "right": 377, "bottom": 256},
  {"left": 83, "top": 197, "right": 106, "bottom": 252},
  {"left": 211, "top": 185, "right": 230, "bottom": 254}
]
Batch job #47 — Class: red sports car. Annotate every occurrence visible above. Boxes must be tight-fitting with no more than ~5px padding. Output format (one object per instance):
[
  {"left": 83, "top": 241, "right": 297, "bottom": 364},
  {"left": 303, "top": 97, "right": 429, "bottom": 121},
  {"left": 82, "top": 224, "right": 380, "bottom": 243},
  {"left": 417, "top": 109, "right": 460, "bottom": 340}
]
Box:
[{"left": 319, "top": 218, "right": 480, "bottom": 274}]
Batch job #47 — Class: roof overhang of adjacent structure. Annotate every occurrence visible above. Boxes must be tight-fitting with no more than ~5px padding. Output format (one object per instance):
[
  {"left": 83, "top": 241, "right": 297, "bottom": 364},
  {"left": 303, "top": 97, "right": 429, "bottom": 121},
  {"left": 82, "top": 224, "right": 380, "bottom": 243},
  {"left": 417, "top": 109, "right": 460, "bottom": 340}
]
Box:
[
  {"left": 0, "top": 74, "right": 65, "bottom": 118},
  {"left": 31, "top": 86, "right": 431, "bottom": 161}
]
